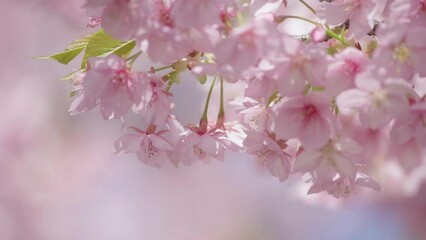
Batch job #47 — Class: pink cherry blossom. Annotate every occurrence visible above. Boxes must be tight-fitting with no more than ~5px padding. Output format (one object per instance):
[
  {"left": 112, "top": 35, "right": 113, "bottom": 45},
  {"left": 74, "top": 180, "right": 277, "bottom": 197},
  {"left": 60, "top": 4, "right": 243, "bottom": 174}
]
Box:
[
  {"left": 391, "top": 95, "right": 426, "bottom": 147},
  {"left": 84, "top": 0, "right": 142, "bottom": 40},
  {"left": 136, "top": 74, "right": 171, "bottom": 127},
  {"left": 137, "top": 0, "right": 196, "bottom": 65},
  {"left": 384, "top": 0, "right": 426, "bottom": 25},
  {"left": 317, "top": 0, "right": 378, "bottom": 39},
  {"left": 391, "top": 139, "right": 424, "bottom": 173},
  {"left": 294, "top": 137, "right": 380, "bottom": 197},
  {"left": 170, "top": 0, "right": 231, "bottom": 30},
  {"left": 243, "top": 131, "right": 292, "bottom": 182},
  {"left": 229, "top": 97, "right": 273, "bottom": 132},
  {"left": 69, "top": 55, "right": 150, "bottom": 120},
  {"left": 214, "top": 16, "right": 282, "bottom": 74},
  {"left": 48, "top": 0, "right": 426, "bottom": 199},
  {"left": 114, "top": 125, "right": 173, "bottom": 168},
  {"left": 209, "top": 122, "right": 246, "bottom": 153},
  {"left": 295, "top": 137, "right": 362, "bottom": 180},
  {"left": 307, "top": 174, "right": 380, "bottom": 198},
  {"left": 249, "top": 0, "right": 288, "bottom": 17},
  {"left": 325, "top": 48, "right": 369, "bottom": 96},
  {"left": 269, "top": 37, "right": 328, "bottom": 96},
  {"left": 373, "top": 20, "right": 426, "bottom": 79},
  {"left": 274, "top": 93, "right": 335, "bottom": 150},
  {"left": 337, "top": 77, "right": 412, "bottom": 130},
  {"left": 243, "top": 75, "right": 277, "bottom": 101},
  {"left": 175, "top": 125, "right": 226, "bottom": 165}
]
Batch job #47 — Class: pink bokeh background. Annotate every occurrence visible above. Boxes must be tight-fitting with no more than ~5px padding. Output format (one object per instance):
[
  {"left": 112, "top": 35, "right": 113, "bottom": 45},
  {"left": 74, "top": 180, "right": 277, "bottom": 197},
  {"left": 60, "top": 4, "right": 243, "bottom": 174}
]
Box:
[{"left": 0, "top": 0, "right": 425, "bottom": 239}]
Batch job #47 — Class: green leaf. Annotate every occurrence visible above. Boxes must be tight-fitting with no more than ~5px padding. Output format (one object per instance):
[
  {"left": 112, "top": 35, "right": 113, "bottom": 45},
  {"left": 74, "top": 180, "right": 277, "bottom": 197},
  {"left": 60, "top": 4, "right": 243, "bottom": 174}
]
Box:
[
  {"left": 81, "top": 29, "right": 136, "bottom": 68},
  {"left": 37, "top": 34, "right": 92, "bottom": 65}
]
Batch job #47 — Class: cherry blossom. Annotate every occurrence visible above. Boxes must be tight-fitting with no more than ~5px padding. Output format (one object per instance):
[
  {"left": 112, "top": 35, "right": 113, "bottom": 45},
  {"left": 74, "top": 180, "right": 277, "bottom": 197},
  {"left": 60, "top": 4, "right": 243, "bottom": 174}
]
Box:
[
  {"left": 214, "top": 16, "right": 282, "bottom": 74},
  {"left": 136, "top": 74, "right": 171, "bottom": 127},
  {"left": 268, "top": 37, "right": 328, "bottom": 96},
  {"left": 244, "top": 131, "right": 292, "bottom": 182},
  {"left": 69, "top": 55, "right": 150, "bottom": 120},
  {"left": 84, "top": 0, "right": 142, "bottom": 40},
  {"left": 45, "top": 0, "right": 426, "bottom": 199},
  {"left": 337, "top": 77, "right": 412, "bottom": 130},
  {"left": 229, "top": 97, "right": 273, "bottom": 132},
  {"left": 114, "top": 125, "right": 173, "bottom": 168},
  {"left": 274, "top": 93, "right": 335, "bottom": 150},
  {"left": 325, "top": 48, "right": 369, "bottom": 96},
  {"left": 317, "top": 0, "right": 378, "bottom": 39},
  {"left": 175, "top": 124, "right": 226, "bottom": 165},
  {"left": 170, "top": 0, "right": 231, "bottom": 30},
  {"left": 295, "top": 137, "right": 380, "bottom": 196}
]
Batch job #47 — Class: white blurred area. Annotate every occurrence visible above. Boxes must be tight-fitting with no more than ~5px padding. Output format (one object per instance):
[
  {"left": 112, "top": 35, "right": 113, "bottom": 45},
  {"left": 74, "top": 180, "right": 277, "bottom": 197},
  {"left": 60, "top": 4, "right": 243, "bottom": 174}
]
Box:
[{"left": 0, "top": 0, "right": 425, "bottom": 239}]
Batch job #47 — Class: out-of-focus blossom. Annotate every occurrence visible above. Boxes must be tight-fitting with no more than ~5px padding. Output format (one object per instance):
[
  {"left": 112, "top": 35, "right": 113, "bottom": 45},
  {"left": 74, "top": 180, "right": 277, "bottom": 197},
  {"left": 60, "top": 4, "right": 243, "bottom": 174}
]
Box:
[
  {"left": 317, "top": 0, "right": 378, "bottom": 39},
  {"left": 337, "top": 77, "right": 412, "bottom": 130}
]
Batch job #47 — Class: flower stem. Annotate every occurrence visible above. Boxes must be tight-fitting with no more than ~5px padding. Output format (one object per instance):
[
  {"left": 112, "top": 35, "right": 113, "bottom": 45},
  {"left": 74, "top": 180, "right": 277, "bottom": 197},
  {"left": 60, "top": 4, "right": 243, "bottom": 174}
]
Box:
[
  {"left": 325, "top": 28, "right": 349, "bottom": 46},
  {"left": 216, "top": 77, "right": 225, "bottom": 127},
  {"left": 275, "top": 15, "right": 318, "bottom": 26},
  {"left": 154, "top": 65, "right": 173, "bottom": 72},
  {"left": 299, "top": 0, "right": 316, "bottom": 14},
  {"left": 166, "top": 80, "right": 174, "bottom": 92},
  {"left": 199, "top": 76, "right": 217, "bottom": 131}
]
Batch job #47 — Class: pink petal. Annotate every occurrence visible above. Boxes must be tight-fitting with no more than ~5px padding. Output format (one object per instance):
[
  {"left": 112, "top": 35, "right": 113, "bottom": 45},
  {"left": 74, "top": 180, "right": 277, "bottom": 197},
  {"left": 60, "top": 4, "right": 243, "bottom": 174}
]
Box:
[
  {"left": 294, "top": 151, "right": 322, "bottom": 173},
  {"left": 334, "top": 155, "right": 356, "bottom": 180},
  {"left": 336, "top": 89, "right": 369, "bottom": 109},
  {"left": 114, "top": 134, "right": 144, "bottom": 154},
  {"left": 149, "top": 135, "right": 173, "bottom": 151}
]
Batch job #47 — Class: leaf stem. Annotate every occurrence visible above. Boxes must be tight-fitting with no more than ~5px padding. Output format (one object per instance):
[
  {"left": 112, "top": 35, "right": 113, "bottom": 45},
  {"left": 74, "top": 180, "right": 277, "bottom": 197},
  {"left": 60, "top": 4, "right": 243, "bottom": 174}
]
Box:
[
  {"left": 126, "top": 50, "right": 142, "bottom": 65},
  {"left": 216, "top": 77, "right": 225, "bottom": 127}
]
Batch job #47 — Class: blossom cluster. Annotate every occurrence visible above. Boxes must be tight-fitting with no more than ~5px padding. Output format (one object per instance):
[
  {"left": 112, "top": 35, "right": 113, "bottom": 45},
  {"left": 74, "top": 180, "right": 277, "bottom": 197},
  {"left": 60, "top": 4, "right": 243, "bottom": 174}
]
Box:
[{"left": 44, "top": 0, "right": 426, "bottom": 198}]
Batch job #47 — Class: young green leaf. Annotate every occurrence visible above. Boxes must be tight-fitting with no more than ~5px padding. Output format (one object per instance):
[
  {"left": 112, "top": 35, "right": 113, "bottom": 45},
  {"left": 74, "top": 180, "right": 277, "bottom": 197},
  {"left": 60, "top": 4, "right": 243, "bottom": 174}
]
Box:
[
  {"left": 37, "top": 34, "right": 92, "bottom": 65},
  {"left": 81, "top": 29, "right": 136, "bottom": 68}
]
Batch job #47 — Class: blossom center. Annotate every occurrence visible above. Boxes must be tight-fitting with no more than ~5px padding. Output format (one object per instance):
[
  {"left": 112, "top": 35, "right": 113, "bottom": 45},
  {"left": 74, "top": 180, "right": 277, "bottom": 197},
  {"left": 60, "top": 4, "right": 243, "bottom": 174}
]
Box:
[
  {"left": 145, "top": 140, "right": 159, "bottom": 159},
  {"left": 393, "top": 43, "right": 411, "bottom": 63},
  {"left": 238, "top": 31, "right": 256, "bottom": 49},
  {"left": 113, "top": 69, "right": 131, "bottom": 85},
  {"left": 372, "top": 90, "right": 388, "bottom": 107},
  {"left": 155, "top": 2, "right": 173, "bottom": 27},
  {"left": 255, "top": 149, "right": 273, "bottom": 161},
  {"left": 193, "top": 146, "right": 207, "bottom": 159},
  {"left": 302, "top": 105, "right": 317, "bottom": 118},
  {"left": 343, "top": 59, "right": 360, "bottom": 75},
  {"left": 328, "top": 178, "right": 353, "bottom": 198},
  {"left": 245, "top": 109, "right": 266, "bottom": 131}
]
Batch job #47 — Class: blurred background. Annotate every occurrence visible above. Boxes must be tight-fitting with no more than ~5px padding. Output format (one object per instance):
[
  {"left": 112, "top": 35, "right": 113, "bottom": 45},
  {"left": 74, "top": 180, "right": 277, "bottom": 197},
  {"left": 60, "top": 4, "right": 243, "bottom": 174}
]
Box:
[{"left": 0, "top": 0, "right": 425, "bottom": 239}]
